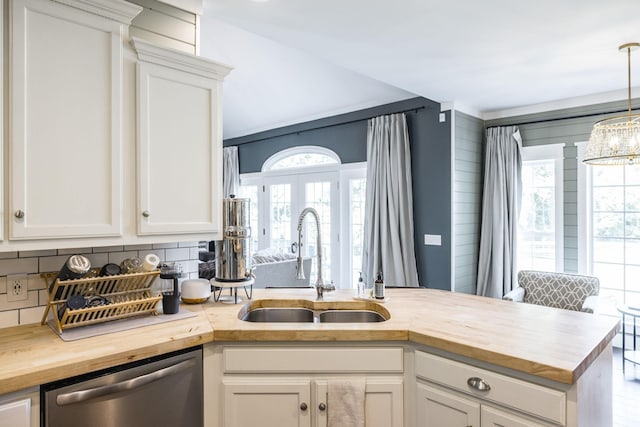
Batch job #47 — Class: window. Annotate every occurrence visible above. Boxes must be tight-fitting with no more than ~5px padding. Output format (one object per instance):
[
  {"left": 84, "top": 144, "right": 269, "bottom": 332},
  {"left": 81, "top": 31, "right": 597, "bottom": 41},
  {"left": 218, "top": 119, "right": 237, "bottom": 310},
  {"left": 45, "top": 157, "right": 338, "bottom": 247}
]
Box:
[
  {"left": 238, "top": 147, "right": 366, "bottom": 288},
  {"left": 517, "top": 144, "right": 564, "bottom": 272},
  {"left": 578, "top": 142, "right": 640, "bottom": 315}
]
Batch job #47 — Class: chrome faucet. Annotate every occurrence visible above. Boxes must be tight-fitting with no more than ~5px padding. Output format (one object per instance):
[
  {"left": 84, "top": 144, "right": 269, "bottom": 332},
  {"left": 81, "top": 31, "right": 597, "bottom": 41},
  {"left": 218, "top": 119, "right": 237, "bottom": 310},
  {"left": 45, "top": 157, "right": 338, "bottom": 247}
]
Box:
[{"left": 296, "top": 207, "right": 334, "bottom": 299}]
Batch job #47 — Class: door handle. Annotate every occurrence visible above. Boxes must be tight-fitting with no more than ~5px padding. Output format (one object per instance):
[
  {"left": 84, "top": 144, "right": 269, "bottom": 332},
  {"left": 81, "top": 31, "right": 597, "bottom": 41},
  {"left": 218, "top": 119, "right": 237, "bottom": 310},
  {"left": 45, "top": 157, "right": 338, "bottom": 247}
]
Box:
[
  {"left": 291, "top": 242, "right": 298, "bottom": 254},
  {"left": 56, "top": 358, "right": 196, "bottom": 406}
]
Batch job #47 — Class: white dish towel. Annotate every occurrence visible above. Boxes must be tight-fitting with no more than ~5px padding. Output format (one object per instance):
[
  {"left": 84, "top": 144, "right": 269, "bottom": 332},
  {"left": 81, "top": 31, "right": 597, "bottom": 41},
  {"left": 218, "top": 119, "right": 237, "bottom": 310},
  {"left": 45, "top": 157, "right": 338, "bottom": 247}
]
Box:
[{"left": 327, "top": 378, "right": 366, "bottom": 427}]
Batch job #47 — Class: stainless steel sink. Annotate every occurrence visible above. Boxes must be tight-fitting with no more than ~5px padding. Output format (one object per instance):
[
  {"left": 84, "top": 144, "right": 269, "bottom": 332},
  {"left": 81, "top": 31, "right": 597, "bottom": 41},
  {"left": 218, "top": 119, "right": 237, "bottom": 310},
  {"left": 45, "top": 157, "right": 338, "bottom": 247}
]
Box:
[
  {"left": 239, "top": 305, "right": 388, "bottom": 323},
  {"left": 240, "top": 307, "right": 315, "bottom": 322},
  {"left": 318, "top": 310, "right": 386, "bottom": 323}
]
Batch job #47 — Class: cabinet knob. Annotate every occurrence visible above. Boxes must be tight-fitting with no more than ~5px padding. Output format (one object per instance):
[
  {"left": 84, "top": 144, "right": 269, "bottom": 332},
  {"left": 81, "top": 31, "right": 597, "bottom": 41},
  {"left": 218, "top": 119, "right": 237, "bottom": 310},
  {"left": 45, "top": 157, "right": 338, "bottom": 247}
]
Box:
[
  {"left": 299, "top": 402, "right": 308, "bottom": 411},
  {"left": 142, "top": 210, "right": 150, "bottom": 218},
  {"left": 318, "top": 402, "right": 326, "bottom": 411},
  {"left": 467, "top": 377, "right": 491, "bottom": 392},
  {"left": 14, "top": 210, "right": 25, "bottom": 219}
]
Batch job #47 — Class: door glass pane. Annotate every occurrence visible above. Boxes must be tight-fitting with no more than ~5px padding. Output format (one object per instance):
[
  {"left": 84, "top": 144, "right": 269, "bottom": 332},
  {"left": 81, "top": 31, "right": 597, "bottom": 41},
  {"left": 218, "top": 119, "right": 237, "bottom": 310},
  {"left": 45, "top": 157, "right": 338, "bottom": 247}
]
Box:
[
  {"left": 304, "top": 181, "right": 332, "bottom": 282},
  {"left": 269, "top": 183, "right": 291, "bottom": 253},
  {"left": 237, "top": 184, "right": 259, "bottom": 253},
  {"left": 350, "top": 178, "right": 366, "bottom": 286},
  {"left": 518, "top": 160, "right": 556, "bottom": 271}
]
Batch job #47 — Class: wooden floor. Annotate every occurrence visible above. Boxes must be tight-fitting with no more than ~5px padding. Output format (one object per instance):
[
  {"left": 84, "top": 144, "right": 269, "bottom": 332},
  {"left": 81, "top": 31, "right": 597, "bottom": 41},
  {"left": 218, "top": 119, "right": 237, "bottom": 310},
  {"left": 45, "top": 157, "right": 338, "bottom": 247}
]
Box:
[{"left": 614, "top": 347, "right": 640, "bottom": 427}]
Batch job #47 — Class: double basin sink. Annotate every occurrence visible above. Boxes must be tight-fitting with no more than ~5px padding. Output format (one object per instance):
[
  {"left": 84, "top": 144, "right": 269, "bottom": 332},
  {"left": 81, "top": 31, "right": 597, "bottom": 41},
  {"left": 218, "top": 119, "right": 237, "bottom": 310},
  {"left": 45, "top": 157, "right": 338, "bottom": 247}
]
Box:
[{"left": 239, "top": 299, "right": 389, "bottom": 323}]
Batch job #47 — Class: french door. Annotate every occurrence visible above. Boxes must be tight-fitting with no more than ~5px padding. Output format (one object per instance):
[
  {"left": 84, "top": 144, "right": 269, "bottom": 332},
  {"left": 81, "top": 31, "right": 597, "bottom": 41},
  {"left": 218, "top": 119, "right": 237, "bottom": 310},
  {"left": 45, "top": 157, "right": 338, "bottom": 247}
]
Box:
[{"left": 263, "top": 171, "right": 339, "bottom": 284}]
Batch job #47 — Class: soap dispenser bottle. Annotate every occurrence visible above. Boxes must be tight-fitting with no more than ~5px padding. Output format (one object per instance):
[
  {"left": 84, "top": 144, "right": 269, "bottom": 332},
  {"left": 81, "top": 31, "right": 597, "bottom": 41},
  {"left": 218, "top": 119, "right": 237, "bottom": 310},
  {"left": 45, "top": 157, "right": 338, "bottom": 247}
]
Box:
[{"left": 374, "top": 272, "right": 385, "bottom": 300}]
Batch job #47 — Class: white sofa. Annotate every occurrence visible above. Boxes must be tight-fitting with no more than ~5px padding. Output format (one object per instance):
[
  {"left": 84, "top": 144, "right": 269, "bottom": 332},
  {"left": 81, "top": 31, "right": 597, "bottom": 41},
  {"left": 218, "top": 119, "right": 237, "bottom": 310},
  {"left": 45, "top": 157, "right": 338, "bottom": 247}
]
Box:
[{"left": 251, "top": 249, "right": 312, "bottom": 288}]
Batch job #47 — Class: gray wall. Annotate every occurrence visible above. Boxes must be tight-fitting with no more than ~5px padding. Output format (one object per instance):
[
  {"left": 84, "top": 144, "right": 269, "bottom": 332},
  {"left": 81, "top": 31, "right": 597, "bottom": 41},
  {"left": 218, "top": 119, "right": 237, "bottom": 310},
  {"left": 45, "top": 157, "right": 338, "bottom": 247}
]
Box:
[
  {"left": 485, "top": 98, "right": 640, "bottom": 273},
  {"left": 224, "top": 97, "right": 452, "bottom": 289},
  {"left": 453, "top": 112, "right": 484, "bottom": 294}
]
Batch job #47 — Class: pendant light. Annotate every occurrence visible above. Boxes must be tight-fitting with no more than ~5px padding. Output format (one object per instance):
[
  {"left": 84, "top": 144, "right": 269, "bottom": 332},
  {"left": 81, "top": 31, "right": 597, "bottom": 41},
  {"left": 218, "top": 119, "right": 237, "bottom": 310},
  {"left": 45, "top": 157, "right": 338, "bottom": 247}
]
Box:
[{"left": 583, "top": 42, "right": 640, "bottom": 165}]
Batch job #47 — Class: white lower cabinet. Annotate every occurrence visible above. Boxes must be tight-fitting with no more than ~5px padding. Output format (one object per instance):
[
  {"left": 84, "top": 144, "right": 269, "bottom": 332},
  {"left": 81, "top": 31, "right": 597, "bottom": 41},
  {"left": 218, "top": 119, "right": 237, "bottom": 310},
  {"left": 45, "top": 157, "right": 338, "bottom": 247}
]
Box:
[
  {"left": 205, "top": 344, "right": 404, "bottom": 427},
  {"left": 416, "top": 382, "right": 546, "bottom": 427},
  {"left": 223, "top": 376, "right": 403, "bottom": 427},
  {"left": 414, "top": 351, "right": 565, "bottom": 427},
  {"left": 0, "top": 387, "right": 39, "bottom": 427}
]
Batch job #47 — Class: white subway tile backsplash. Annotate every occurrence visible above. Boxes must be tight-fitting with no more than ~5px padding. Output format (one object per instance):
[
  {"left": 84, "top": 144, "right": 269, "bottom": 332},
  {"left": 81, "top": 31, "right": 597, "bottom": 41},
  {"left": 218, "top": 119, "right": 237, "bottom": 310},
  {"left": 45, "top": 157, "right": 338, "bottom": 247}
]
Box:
[
  {"left": 0, "top": 242, "right": 199, "bottom": 327},
  {"left": 93, "top": 246, "right": 124, "bottom": 253},
  {"left": 0, "top": 290, "right": 39, "bottom": 311},
  {"left": 0, "top": 252, "right": 19, "bottom": 260},
  {"left": 124, "top": 244, "right": 153, "bottom": 251},
  {"left": 39, "top": 255, "right": 72, "bottom": 273},
  {"left": 152, "top": 242, "right": 178, "bottom": 249},
  {"left": 166, "top": 248, "right": 189, "bottom": 262},
  {"left": 0, "top": 258, "right": 38, "bottom": 276},
  {"left": 57, "top": 247, "right": 94, "bottom": 255},
  {"left": 178, "top": 241, "right": 199, "bottom": 248},
  {"left": 19, "top": 249, "right": 57, "bottom": 258},
  {"left": 0, "top": 311, "right": 19, "bottom": 329},
  {"left": 27, "top": 274, "right": 46, "bottom": 291},
  {"left": 20, "top": 306, "right": 45, "bottom": 325},
  {"left": 38, "top": 289, "right": 49, "bottom": 305}
]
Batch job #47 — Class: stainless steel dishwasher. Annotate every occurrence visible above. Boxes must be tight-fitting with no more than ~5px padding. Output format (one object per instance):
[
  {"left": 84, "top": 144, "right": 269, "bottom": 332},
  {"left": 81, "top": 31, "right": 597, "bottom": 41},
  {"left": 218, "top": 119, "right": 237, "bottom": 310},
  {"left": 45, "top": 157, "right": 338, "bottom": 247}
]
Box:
[{"left": 42, "top": 346, "right": 203, "bottom": 427}]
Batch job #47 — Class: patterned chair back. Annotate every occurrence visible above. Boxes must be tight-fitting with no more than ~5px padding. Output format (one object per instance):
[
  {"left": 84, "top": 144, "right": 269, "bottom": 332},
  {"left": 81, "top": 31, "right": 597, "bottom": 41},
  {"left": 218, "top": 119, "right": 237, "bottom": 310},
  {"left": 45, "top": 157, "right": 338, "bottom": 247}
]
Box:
[{"left": 517, "top": 270, "right": 599, "bottom": 312}]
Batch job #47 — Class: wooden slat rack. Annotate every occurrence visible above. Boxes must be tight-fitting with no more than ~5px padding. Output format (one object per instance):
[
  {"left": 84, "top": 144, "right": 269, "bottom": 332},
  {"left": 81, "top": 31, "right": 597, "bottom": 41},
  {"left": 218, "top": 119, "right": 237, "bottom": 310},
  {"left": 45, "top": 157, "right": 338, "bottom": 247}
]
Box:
[{"left": 40, "top": 270, "right": 161, "bottom": 333}]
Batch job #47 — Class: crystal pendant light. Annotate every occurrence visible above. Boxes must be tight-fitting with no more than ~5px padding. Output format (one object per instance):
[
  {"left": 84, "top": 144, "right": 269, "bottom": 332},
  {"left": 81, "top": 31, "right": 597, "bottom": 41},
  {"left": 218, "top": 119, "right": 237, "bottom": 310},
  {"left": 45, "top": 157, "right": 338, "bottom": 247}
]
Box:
[{"left": 583, "top": 43, "right": 640, "bottom": 165}]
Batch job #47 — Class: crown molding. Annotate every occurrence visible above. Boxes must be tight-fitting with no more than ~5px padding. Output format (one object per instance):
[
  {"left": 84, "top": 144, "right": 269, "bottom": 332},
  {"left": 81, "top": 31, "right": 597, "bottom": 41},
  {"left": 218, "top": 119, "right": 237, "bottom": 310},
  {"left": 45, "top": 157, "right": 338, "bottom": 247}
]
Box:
[
  {"left": 53, "top": 0, "right": 142, "bottom": 24},
  {"left": 131, "top": 37, "right": 232, "bottom": 80}
]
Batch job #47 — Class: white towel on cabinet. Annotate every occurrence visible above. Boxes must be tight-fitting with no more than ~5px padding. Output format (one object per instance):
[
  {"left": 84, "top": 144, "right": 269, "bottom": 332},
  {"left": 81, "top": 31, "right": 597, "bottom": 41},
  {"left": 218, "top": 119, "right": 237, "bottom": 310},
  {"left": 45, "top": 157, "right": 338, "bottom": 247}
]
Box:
[{"left": 327, "top": 378, "right": 366, "bottom": 427}]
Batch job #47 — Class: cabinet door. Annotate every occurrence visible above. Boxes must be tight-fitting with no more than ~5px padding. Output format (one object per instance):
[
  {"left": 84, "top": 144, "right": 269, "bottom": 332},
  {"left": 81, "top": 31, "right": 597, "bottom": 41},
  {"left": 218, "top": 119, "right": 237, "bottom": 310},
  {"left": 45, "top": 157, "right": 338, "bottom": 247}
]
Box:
[
  {"left": 482, "top": 406, "right": 546, "bottom": 427},
  {"left": 314, "top": 378, "right": 404, "bottom": 427},
  {"left": 223, "top": 378, "right": 311, "bottom": 427},
  {"left": 416, "top": 382, "right": 480, "bottom": 427},
  {"left": 0, "top": 399, "right": 30, "bottom": 427},
  {"left": 136, "top": 61, "right": 222, "bottom": 235},
  {"left": 9, "top": 0, "right": 124, "bottom": 239}
]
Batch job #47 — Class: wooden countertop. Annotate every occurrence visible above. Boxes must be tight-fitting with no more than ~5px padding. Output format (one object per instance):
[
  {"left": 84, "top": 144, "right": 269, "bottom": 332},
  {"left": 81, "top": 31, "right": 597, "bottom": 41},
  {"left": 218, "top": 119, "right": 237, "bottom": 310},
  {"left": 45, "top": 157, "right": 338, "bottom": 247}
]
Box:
[{"left": 0, "top": 288, "right": 619, "bottom": 395}]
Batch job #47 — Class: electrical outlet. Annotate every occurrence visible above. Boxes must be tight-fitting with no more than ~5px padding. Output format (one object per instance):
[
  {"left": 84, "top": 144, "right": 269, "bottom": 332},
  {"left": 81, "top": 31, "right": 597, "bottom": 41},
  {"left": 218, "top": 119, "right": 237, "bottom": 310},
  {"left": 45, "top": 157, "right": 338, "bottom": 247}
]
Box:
[{"left": 7, "top": 274, "right": 29, "bottom": 302}]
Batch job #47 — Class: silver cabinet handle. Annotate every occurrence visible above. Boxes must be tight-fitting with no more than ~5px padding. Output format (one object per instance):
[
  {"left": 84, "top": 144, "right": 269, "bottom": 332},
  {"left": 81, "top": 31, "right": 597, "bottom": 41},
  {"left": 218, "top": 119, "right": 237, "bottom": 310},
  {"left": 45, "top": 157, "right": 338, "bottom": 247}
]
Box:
[
  {"left": 142, "top": 210, "right": 150, "bottom": 218},
  {"left": 300, "top": 402, "right": 308, "bottom": 411},
  {"left": 467, "top": 377, "right": 491, "bottom": 391},
  {"left": 14, "top": 210, "right": 25, "bottom": 219},
  {"left": 318, "top": 402, "right": 326, "bottom": 411},
  {"left": 56, "top": 358, "right": 196, "bottom": 406}
]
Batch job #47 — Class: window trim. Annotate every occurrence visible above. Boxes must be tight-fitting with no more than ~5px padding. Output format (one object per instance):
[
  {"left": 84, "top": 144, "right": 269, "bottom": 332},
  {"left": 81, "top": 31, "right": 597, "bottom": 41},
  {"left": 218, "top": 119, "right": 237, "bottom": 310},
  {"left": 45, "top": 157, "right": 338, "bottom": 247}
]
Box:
[{"left": 262, "top": 146, "right": 341, "bottom": 172}]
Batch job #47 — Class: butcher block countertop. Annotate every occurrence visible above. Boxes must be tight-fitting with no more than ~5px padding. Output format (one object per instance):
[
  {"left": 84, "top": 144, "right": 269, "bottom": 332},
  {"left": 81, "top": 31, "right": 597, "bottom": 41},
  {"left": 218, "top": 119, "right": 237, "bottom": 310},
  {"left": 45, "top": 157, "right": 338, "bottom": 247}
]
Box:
[{"left": 0, "top": 288, "right": 619, "bottom": 395}]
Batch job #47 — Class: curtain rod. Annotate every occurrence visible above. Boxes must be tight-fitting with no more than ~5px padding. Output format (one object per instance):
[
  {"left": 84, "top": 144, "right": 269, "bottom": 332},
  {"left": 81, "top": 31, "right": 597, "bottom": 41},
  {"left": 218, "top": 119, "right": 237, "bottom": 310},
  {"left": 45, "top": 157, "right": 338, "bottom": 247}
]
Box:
[
  {"left": 486, "top": 106, "right": 640, "bottom": 129},
  {"left": 229, "top": 105, "right": 427, "bottom": 146}
]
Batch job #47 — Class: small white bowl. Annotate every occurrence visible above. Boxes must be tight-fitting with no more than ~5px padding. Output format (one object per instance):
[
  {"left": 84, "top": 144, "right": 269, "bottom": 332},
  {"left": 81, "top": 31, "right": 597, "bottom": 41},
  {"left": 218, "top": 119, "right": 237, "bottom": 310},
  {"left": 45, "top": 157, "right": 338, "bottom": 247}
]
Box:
[{"left": 181, "top": 279, "right": 211, "bottom": 304}]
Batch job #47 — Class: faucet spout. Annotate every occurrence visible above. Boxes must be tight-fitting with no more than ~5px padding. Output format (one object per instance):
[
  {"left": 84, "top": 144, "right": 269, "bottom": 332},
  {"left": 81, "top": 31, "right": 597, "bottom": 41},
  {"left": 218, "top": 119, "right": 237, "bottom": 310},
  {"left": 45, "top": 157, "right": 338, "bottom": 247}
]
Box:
[{"left": 296, "top": 207, "right": 332, "bottom": 299}]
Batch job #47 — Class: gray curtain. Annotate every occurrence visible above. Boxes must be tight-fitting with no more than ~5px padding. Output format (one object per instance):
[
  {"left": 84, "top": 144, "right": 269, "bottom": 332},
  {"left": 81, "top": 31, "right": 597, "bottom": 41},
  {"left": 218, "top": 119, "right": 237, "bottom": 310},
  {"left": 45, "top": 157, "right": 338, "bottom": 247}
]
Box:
[
  {"left": 361, "top": 113, "right": 419, "bottom": 287},
  {"left": 476, "top": 126, "right": 522, "bottom": 298},
  {"left": 223, "top": 146, "right": 239, "bottom": 198}
]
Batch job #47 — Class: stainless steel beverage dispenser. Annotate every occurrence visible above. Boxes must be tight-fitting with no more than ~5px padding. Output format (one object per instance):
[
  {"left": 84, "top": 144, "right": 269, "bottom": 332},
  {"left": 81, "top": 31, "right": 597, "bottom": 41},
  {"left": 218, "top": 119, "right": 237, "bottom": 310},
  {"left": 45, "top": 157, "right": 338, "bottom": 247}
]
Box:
[{"left": 215, "top": 196, "right": 252, "bottom": 283}]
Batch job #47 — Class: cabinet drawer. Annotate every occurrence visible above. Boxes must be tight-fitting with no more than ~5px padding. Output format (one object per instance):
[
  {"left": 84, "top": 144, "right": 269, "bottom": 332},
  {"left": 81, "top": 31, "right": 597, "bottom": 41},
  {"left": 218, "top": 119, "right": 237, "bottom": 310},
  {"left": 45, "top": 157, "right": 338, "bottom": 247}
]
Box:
[
  {"left": 223, "top": 346, "right": 403, "bottom": 373},
  {"left": 415, "top": 351, "right": 565, "bottom": 425}
]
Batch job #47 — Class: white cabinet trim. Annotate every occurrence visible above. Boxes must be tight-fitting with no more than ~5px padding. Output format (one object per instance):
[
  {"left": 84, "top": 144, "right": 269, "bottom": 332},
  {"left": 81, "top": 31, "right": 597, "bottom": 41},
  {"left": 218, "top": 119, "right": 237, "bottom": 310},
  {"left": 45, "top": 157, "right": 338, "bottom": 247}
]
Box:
[
  {"left": 53, "top": 0, "right": 142, "bottom": 24},
  {"left": 131, "top": 37, "right": 232, "bottom": 80}
]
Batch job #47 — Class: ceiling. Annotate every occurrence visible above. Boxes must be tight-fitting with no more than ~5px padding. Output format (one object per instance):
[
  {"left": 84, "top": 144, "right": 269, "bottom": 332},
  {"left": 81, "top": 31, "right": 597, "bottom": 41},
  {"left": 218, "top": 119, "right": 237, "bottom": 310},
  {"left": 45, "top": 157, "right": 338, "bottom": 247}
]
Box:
[{"left": 199, "top": 0, "right": 640, "bottom": 139}]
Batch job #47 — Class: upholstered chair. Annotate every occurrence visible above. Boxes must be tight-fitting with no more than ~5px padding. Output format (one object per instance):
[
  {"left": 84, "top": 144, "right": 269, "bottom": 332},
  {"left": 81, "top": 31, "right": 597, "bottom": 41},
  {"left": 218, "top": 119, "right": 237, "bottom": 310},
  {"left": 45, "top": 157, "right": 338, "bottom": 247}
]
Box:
[{"left": 503, "top": 270, "right": 600, "bottom": 313}]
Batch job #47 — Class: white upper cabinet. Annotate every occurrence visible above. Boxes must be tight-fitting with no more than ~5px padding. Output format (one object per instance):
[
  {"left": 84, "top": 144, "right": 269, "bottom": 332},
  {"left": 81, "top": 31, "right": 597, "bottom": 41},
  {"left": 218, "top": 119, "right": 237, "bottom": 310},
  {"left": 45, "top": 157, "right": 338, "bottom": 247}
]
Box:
[
  {"left": 132, "top": 38, "right": 231, "bottom": 236},
  {"left": 8, "top": 0, "right": 141, "bottom": 240}
]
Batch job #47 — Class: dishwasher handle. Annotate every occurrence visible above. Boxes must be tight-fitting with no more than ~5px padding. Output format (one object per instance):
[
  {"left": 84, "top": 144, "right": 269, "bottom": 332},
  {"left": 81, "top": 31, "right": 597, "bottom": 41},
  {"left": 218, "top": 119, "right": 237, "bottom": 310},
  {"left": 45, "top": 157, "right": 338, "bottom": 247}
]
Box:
[{"left": 56, "top": 358, "right": 196, "bottom": 406}]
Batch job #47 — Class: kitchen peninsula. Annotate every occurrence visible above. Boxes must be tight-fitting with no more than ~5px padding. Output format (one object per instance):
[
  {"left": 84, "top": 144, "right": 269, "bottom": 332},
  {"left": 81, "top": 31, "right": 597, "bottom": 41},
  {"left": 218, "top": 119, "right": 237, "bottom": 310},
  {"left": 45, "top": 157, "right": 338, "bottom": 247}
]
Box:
[{"left": 0, "top": 288, "right": 619, "bottom": 426}]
